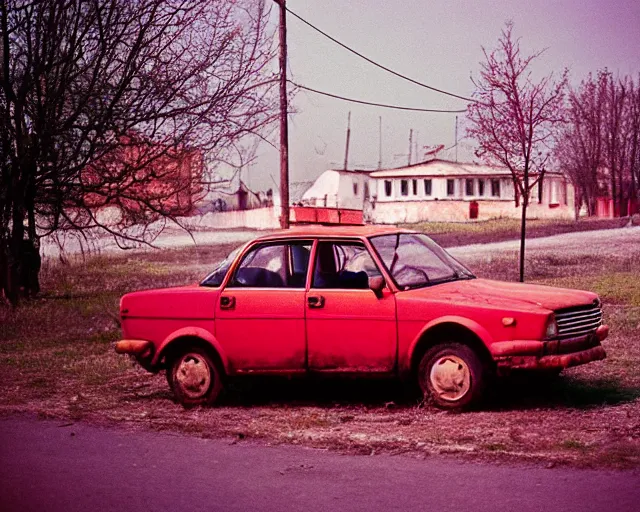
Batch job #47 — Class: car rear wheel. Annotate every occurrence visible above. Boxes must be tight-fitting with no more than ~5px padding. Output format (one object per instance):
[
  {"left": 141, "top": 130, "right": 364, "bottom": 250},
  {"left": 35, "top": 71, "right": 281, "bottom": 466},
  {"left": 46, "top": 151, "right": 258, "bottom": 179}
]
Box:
[
  {"left": 167, "top": 346, "right": 223, "bottom": 407},
  {"left": 418, "top": 343, "right": 486, "bottom": 410}
]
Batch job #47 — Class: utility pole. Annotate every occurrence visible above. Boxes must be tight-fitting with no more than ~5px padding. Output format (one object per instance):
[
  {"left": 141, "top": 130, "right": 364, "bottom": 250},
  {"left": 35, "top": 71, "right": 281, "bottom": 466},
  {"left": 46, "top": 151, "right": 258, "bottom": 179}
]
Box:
[
  {"left": 343, "top": 111, "right": 351, "bottom": 170},
  {"left": 408, "top": 129, "right": 413, "bottom": 166},
  {"left": 378, "top": 116, "right": 382, "bottom": 170},
  {"left": 455, "top": 115, "right": 459, "bottom": 163},
  {"left": 278, "top": 0, "right": 290, "bottom": 228}
]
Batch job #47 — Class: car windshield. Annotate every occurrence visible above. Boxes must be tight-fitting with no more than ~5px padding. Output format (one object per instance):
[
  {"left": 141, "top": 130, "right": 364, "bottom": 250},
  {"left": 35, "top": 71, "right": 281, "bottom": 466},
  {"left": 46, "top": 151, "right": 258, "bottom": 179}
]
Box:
[
  {"left": 369, "top": 233, "right": 475, "bottom": 290},
  {"left": 200, "top": 245, "right": 244, "bottom": 287}
]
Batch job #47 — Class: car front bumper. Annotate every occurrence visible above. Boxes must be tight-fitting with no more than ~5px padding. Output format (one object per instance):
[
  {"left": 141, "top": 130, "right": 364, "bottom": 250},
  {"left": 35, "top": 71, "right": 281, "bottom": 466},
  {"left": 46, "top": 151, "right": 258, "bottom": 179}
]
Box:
[
  {"left": 491, "top": 325, "right": 608, "bottom": 372},
  {"left": 115, "top": 339, "right": 155, "bottom": 371}
]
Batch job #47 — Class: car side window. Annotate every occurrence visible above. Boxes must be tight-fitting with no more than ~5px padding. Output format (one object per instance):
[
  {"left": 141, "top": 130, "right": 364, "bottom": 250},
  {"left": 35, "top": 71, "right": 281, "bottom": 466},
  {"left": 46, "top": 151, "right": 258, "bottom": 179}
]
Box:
[
  {"left": 229, "top": 242, "right": 312, "bottom": 288},
  {"left": 312, "top": 242, "right": 381, "bottom": 289}
]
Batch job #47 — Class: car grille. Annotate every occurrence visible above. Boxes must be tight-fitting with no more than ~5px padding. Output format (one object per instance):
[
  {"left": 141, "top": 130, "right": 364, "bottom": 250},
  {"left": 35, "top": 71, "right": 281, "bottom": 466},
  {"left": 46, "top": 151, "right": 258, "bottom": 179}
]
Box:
[{"left": 555, "top": 302, "right": 602, "bottom": 340}]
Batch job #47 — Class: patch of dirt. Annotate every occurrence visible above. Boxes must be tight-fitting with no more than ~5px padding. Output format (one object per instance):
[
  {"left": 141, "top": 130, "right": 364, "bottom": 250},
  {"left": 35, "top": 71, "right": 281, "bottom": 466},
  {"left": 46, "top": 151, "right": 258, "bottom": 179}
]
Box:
[
  {"left": 429, "top": 218, "right": 625, "bottom": 248},
  {"left": 2, "top": 224, "right": 640, "bottom": 469}
]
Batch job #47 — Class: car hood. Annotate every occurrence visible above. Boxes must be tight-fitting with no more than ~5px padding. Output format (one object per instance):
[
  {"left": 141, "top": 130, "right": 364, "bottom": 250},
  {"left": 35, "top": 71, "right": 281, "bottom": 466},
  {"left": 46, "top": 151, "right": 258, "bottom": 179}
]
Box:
[{"left": 403, "top": 278, "right": 598, "bottom": 312}]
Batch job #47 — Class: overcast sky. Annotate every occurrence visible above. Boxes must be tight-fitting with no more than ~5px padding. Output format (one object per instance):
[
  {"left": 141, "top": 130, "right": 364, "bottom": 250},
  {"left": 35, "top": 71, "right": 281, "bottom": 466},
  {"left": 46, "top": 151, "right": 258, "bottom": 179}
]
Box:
[{"left": 242, "top": 0, "right": 640, "bottom": 192}]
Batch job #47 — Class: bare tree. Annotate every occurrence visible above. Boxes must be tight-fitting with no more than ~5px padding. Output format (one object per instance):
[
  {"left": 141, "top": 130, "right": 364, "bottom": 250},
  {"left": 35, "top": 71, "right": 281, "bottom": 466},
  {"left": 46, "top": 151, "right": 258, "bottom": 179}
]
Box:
[
  {"left": 557, "top": 71, "right": 640, "bottom": 217},
  {"left": 1, "top": 0, "right": 279, "bottom": 304},
  {"left": 555, "top": 71, "right": 608, "bottom": 215},
  {"left": 631, "top": 77, "right": 640, "bottom": 203},
  {"left": 466, "top": 22, "right": 566, "bottom": 282},
  {"left": 602, "top": 73, "right": 640, "bottom": 215}
]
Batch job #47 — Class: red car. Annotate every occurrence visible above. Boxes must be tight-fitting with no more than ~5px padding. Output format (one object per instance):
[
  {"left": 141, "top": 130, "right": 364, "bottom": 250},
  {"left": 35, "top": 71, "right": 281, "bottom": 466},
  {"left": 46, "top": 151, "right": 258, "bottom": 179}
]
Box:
[{"left": 115, "top": 226, "right": 608, "bottom": 409}]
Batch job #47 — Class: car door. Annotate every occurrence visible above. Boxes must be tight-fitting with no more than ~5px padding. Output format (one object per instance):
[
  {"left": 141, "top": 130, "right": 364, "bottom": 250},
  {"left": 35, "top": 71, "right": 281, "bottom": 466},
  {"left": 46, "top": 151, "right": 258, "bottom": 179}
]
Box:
[
  {"left": 306, "top": 240, "right": 397, "bottom": 372},
  {"left": 216, "top": 240, "right": 312, "bottom": 372}
]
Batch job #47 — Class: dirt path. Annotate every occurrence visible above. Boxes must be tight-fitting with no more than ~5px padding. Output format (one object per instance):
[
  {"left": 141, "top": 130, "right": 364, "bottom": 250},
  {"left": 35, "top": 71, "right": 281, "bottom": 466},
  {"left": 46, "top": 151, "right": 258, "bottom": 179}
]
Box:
[
  {"left": 41, "top": 223, "right": 640, "bottom": 261},
  {"left": 1, "top": 416, "right": 638, "bottom": 512}
]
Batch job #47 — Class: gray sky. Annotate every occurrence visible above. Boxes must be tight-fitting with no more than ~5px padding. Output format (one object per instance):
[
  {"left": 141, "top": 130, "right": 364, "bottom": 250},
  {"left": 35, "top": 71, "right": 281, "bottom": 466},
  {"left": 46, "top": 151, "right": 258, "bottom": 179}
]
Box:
[{"left": 243, "top": 0, "right": 640, "bottom": 191}]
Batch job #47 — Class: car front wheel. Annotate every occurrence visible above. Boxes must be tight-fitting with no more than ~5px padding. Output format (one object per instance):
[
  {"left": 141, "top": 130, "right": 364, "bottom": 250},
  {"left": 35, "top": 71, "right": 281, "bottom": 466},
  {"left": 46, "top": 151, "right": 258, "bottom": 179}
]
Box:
[
  {"left": 167, "top": 346, "right": 223, "bottom": 407},
  {"left": 418, "top": 343, "right": 486, "bottom": 410}
]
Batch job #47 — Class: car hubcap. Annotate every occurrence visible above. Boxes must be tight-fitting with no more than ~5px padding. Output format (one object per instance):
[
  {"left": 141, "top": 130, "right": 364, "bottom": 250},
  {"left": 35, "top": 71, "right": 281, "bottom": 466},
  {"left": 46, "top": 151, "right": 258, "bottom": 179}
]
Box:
[
  {"left": 429, "top": 355, "right": 471, "bottom": 402},
  {"left": 175, "top": 354, "right": 211, "bottom": 399}
]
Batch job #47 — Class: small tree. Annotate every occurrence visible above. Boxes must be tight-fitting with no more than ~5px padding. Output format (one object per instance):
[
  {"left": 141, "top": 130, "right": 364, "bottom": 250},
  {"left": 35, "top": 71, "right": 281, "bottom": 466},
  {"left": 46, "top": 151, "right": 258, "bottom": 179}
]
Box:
[{"left": 467, "top": 22, "right": 566, "bottom": 282}]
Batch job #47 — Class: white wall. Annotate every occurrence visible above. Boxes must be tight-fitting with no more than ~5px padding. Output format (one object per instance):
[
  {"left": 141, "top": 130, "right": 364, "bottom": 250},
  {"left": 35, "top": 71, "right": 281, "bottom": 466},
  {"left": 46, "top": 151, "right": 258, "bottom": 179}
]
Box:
[
  {"left": 370, "top": 199, "right": 575, "bottom": 224},
  {"left": 374, "top": 176, "right": 515, "bottom": 202},
  {"left": 301, "top": 170, "right": 370, "bottom": 210},
  {"left": 180, "top": 207, "right": 280, "bottom": 230}
]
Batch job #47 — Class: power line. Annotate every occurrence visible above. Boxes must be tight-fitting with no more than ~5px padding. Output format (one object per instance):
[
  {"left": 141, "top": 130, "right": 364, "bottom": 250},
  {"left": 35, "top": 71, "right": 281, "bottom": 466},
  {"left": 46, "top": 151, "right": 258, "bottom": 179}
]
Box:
[
  {"left": 291, "top": 82, "right": 467, "bottom": 113},
  {"left": 284, "top": 5, "right": 477, "bottom": 104}
]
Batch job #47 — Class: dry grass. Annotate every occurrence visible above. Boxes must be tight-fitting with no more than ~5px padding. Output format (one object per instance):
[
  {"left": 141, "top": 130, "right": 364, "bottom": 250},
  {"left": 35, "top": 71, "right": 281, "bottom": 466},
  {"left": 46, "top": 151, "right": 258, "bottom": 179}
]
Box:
[
  {"left": 406, "top": 217, "right": 625, "bottom": 248},
  {"left": 1, "top": 230, "right": 639, "bottom": 468}
]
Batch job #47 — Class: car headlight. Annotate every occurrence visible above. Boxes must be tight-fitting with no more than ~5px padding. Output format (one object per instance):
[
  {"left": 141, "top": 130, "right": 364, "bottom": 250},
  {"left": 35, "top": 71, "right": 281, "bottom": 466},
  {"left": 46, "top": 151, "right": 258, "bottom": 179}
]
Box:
[{"left": 545, "top": 314, "right": 558, "bottom": 339}]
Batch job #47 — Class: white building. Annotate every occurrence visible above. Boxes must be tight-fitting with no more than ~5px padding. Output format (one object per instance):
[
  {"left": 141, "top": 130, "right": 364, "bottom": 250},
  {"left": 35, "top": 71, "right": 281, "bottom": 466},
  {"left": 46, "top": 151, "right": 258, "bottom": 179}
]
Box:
[
  {"left": 300, "top": 169, "right": 372, "bottom": 210},
  {"left": 300, "top": 160, "right": 575, "bottom": 224},
  {"left": 368, "top": 160, "right": 574, "bottom": 223}
]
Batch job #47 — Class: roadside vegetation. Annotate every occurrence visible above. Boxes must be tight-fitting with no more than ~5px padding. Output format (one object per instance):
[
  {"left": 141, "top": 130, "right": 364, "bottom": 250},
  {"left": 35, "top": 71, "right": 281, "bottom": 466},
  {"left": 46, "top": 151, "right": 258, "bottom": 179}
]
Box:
[
  {"left": 403, "top": 216, "right": 627, "bottom": 248},
  {"left": 1, "top": 225, "right": 639, "bottom": 469}
]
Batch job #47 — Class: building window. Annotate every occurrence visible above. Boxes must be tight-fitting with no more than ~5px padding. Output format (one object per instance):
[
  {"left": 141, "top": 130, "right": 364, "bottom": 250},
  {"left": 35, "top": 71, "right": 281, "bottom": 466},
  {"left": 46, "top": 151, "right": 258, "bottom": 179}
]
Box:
[
  {"left": 400, "top": 179, "right": 409, "bottom": 196},
  {"left": 424, "top": 179, "right": 432, "bottom": 196},
  {"left": 384, "top": 180, "right": 392, "bottom": 197},
  {"left": 465, "top": 179, "right": 474, "bottom": 196},
  {"left": 478, "top": 179, "right": 485, "bottom": 197},
  {"left": 491, "top": 179, "right": 501, "bottom": 197},
  {"left": 412, "top": 179, "right": 418, "bottom": 195},
  {"left": 446, "top": 179, "right": 455, "bottom": 196},
  {"left": 353, "top": 180, "right": 359, "bottom": 196}
]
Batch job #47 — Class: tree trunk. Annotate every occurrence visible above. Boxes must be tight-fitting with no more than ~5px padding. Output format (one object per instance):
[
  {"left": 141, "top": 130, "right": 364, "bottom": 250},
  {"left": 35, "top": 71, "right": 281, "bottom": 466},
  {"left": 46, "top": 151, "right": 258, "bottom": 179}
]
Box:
[
  {"left": 519, "top": 197, "right": 527, "bottom": 282},
  {"left": 6, "top": 198, "right": 24, "bottom": 306},
  {"left": 538, "top": 171, "right": 545, "bottom": 204}
]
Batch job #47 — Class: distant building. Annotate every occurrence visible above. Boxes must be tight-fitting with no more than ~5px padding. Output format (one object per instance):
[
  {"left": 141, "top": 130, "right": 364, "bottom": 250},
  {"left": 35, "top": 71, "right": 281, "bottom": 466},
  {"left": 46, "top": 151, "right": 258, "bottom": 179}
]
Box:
[
  {"left": 299, "top": 159, "right": 575, "bottom": 224},
  {"left": 83, "top": 134, "right": 204, "bottom": 216},
  {"left": 300, "top": 169, "right": 374, "bottom": 210},
  {"left": 591, "top": 166, "right": 639, "bottom": 218},
  {"left": 195, "top": 175, "right": 264, "bottom": 214}
]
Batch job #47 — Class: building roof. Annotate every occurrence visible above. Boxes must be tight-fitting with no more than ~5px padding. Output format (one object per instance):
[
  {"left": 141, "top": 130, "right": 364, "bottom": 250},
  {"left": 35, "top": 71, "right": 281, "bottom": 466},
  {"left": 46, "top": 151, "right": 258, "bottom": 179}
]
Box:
[
  {"left": 255, "top": 225, "right": 411, "bottom": 240},
  {"left": 369, "top": 159, "right": 562, "bottom": 179}
]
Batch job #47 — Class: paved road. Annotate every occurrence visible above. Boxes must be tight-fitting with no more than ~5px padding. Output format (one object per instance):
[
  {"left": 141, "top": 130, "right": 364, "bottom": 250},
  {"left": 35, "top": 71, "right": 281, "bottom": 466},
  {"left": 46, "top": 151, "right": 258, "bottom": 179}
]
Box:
[{"left": 1, "top": 417, "right": 638, "bottom": 512}]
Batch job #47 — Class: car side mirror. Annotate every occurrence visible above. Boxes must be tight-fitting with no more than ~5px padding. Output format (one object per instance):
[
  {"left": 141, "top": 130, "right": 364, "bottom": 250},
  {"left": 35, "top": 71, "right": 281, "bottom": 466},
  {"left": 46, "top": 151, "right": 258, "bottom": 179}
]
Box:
[{"left": 368, "top": 276, "right": 385, "bottom": 298}]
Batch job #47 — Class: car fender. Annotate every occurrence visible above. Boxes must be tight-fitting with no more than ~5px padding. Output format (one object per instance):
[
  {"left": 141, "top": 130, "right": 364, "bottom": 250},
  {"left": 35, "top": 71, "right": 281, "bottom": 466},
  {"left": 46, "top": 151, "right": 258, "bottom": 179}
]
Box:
[
  {"left": 407, "top": 315, "right": 494, "bottom": 367},
  {"left": 153, "top": 326, "right": 229, "bottom": 372}
]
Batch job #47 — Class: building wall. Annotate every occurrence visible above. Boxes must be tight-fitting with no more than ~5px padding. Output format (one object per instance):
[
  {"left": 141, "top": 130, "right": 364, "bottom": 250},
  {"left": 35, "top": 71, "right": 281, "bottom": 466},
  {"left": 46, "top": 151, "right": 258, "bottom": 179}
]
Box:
[
  {"left": 181, "top": 207, "right": 281, "bottom": 230},
  {"left": 369, "top": 198, "right": 574, "bottom": 224},
  {"left": 374, "top": 176, "right": 516, "bottom": 203},
  {"left": 302, "top": 170, "right": 369, "bottom": 210}
]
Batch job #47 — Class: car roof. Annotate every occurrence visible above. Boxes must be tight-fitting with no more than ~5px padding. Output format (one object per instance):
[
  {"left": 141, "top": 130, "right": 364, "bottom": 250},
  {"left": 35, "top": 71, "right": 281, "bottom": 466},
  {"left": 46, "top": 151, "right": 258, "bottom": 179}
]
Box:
[{"left": 253, "top": 225, "right": 413, "bottom": 241}]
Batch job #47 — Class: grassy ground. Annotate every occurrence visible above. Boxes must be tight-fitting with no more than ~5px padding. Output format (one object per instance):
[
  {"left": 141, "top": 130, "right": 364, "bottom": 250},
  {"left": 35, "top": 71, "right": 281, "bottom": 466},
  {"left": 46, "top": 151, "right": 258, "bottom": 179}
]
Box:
[
  {"left": 1, "top": 226, "right": 639, "bottom": 469},
  {"left": 403, "top": 217, "right": 626, "bottom": 248}
]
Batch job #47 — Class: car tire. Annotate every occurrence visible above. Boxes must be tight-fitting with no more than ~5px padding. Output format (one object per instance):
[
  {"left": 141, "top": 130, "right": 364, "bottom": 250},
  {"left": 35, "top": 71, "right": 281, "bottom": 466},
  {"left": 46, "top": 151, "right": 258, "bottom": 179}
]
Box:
[
  {"left": 167, "top": 346, "right": 224, "bottom": 407},
  {"left": 418, "top": 343, "right": 486, "bottom": 410}
]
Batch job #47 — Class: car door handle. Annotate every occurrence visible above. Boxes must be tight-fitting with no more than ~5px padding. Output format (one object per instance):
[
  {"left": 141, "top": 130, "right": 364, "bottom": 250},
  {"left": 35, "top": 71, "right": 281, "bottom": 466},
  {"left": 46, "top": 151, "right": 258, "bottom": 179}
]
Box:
[
  {"left": 307, "top": 296, "right": 325, "bottom": 309},
  {"left": 220, "top": 296, "right": 236, "bottom": 310}
]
